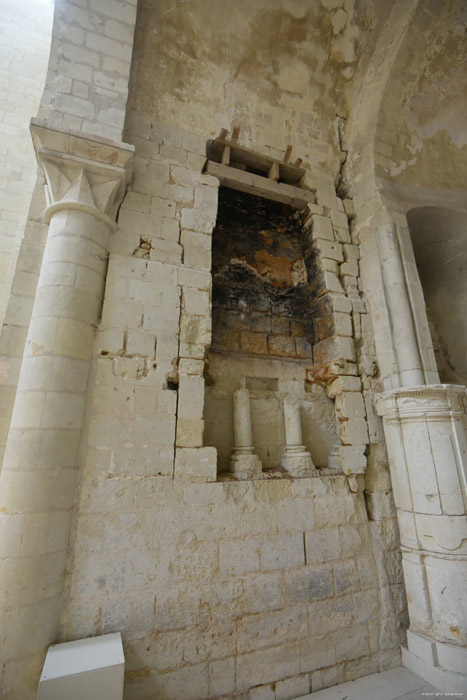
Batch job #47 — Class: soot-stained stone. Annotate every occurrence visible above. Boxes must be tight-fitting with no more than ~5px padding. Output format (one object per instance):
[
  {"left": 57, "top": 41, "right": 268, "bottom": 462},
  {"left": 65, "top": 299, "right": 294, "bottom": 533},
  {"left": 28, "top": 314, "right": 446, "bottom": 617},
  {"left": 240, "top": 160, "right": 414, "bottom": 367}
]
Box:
[{"left": 211, "top": 188, "right": 329, "bottom": 356}]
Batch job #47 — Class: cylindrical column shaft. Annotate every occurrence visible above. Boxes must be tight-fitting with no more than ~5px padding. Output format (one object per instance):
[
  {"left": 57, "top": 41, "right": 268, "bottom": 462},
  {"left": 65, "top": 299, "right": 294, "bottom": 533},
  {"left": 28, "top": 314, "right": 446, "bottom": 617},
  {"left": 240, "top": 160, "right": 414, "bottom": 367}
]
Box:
[
  {"left": 232, "top": 387, "right": 254, "bottom": 450},
  {"left": 230, "top": 387, "right": 262, "bottom": 479},
  {"left": 377, "top": 385, "right": 467, "bottom": 692},
  {"left": 281, "top": 394, "right": 314, "bottom": 475},
  {"left": 0, "top": 207, "right": 111, "bottom": 696},
  {"left": 283, "top": 394, "right": 304, "bottom": 447},
  {"left": 377, "top": 223, "right": 424, "bottom": 386}
]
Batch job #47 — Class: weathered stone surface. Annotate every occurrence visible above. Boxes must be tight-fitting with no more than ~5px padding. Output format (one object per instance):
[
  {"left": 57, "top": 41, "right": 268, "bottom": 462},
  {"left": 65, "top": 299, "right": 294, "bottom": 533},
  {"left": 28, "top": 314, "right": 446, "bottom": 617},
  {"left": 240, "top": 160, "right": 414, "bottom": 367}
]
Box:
[
  {"left": 3, "top": 1, "right": 464, "bottom": 697},
  {"left": 174, "top": 447, "right": 217, "bottom": 482},
  {"left": 285, "top": 565, "right": 334, "bottom": 603}
]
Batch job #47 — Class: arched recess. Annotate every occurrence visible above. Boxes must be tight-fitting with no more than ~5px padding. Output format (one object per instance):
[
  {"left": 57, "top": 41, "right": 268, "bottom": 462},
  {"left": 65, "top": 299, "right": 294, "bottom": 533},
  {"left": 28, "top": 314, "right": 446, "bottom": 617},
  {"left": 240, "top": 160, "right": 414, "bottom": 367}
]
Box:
[
  {"left": 365, "top": 0, "right": 467, "bottom": 388},
  {"left": 407, "top": 206, "right": 467, "bottom": 386},
  {"left": 347, "top": 0, "right": 467, "bottom": 389}
]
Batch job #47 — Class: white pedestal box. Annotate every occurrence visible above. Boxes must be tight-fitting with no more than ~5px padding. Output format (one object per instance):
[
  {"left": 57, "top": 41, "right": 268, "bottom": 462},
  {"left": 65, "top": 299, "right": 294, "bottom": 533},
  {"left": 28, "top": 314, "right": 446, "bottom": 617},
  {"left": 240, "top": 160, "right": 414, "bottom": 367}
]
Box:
[{"left": 37, "top": 633, "right": 125, "bottom": 700}]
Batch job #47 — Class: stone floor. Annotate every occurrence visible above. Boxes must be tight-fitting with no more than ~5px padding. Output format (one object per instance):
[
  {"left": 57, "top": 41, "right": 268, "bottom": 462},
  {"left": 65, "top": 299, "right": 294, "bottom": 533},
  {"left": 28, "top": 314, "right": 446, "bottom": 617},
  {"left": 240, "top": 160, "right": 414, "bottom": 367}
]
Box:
[{"left": 296, "top": 667, "right": 441, "bottom": 700}]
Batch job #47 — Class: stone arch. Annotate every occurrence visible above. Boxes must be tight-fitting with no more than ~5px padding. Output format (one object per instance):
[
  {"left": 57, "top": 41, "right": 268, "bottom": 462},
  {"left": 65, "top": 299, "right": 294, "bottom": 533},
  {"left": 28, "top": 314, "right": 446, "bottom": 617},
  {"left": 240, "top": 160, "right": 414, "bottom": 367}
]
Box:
[
  {"left": 374, "top": 0, "right": 467, "bottom": 215},
  {"left": 348, "top": 0, "right": 467, "bottom": 389},
  {"left": 367, "top": 0, "right": 467, "bottom": 388}
]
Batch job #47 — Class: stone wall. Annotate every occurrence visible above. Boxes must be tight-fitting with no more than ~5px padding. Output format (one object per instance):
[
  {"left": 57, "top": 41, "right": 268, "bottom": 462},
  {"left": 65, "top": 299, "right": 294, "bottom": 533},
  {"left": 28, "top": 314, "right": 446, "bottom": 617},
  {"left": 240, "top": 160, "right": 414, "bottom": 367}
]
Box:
[
  {"left": 0, "top": 0, "right": 53, "bottom": 329},
  {"left": 51, "top": 1, "right": 409, "bottom": 693},
  {"left": 50, "top": 100, "right": 406, "bottom": 696},
  {"left": 128, "top": 0, "right": 393, "bottom": 184},
  {"left": 38, "top": 0, "right": 137, "bottom": 140},
  {"left": 0, "top": 1, "right": 423, "bottom": 697},
  {"left": 63, "top": 473, "right": 404, "bottom": 700}
]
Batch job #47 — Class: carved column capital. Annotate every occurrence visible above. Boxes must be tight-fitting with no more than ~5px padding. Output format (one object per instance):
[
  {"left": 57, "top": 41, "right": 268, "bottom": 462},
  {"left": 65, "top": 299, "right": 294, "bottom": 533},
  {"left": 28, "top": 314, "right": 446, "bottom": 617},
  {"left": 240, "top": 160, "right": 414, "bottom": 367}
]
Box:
[
  {"left": 376, "top": 383, "right": 466, "bottom": 421},
  {"left": 30, "top": 119, "right": 134, "bottom": 230}
]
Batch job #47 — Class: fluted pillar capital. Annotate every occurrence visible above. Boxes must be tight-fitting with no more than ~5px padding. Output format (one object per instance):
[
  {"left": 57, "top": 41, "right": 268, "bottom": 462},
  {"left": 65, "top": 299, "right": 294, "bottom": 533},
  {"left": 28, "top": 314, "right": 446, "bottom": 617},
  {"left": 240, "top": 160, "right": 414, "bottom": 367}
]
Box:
[{"left": 30, "top": 119, "right": 134, "bottom": 230}]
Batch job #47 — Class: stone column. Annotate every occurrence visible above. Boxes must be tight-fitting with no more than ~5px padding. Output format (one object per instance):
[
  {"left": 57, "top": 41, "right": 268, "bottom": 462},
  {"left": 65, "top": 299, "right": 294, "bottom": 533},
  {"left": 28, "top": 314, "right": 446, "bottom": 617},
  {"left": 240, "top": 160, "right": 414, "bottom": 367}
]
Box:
[
  {"left": 0, "top": 122, "right": 133, "bottom": 698},
  {"left": 377, "top": 223, "right": 424, "bottom": 387},
  {"left": 230, "top": 387, "right": 262, "bottom": 479},
  {"left": 281, "top": 394, "right": 315, "bottom": 476},
  {"left": 377, "top": 384, "right": 467, "bottom": 693}
]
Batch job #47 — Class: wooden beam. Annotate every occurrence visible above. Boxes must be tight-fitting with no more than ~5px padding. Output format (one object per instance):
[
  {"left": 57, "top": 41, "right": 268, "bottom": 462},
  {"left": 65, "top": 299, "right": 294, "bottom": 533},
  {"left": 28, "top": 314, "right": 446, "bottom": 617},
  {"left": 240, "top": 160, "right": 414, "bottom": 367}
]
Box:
[
  {"left": 208, "top": 138, "right": 305, "bottom": 184},
  {"left": 283, "top": 145, "right": 292, "bottom": 164},
  {"left": 205, "top": 161, "right": 315, "bottom": 209},
  {"left": 219, "top": 128, "right": 228, "bottom": 140},
  {"left": 231, "top": 126, "right": 240, "bottom": 142}
]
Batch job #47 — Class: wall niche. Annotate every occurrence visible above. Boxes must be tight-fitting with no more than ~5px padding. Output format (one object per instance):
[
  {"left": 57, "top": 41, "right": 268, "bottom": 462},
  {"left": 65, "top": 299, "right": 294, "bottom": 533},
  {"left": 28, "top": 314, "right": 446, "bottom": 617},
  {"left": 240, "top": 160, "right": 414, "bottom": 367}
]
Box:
[{"left": 204, "top": 187, "right": 338, "bottom": 475}]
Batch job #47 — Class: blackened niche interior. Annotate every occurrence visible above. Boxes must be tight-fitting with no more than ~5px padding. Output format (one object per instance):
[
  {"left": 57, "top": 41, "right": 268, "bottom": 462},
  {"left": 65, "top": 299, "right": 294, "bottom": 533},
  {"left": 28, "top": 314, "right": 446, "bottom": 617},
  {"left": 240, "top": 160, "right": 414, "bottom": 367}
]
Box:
[{"left": 204, "top": 187, "right": 338, "bottom": 475}]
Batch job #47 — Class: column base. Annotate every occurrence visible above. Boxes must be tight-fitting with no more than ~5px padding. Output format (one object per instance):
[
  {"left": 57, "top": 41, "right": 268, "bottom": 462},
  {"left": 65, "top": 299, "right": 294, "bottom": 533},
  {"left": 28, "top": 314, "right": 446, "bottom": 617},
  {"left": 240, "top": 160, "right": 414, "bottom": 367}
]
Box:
[
  {"left": 402, "top": 630, "right": 467, "bottom": 694},
  {"left": 281, "top": 446, "right": 315, "bottom": 476},
  {"left": 230, "top": 450, "right": 262, "bottom": 479}
]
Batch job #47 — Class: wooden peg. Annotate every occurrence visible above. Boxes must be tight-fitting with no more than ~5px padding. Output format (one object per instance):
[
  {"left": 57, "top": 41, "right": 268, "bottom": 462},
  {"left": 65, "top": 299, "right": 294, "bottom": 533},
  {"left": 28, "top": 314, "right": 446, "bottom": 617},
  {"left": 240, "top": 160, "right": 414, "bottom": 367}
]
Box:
[
  {"left": 232, "top": 126, "right": 240, "bottom": 142},
  {"left": 219, "top": 128, "right": 228, "bottom": 140},
  {"left": 221, "top": 145, "right": 231, "bottom": 166},
  {"left": 268, "top": 160, "right": 280, "bottom": 181},
  {"left": 294, "top": 158, "right": 303, "bottom": 167},
  {"left": 283, "top": 145, "right": 292, "bottom": 163}
]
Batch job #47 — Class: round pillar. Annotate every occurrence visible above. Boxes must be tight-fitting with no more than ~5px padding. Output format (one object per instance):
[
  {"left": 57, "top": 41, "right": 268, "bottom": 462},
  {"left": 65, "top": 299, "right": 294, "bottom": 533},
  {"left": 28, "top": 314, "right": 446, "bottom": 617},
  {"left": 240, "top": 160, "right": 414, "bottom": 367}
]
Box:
[
  {"left": 377, "top": 384, "right": 467, "bottom": 693},
  {"left": 230, "top": 387, "right": 262, "bottom": 479},
  {"left": 377, "top": 223, "right": 424, "bottom": 387},
  {"left": 0, "top": 124, "right": 133, "bottom": 698},
  {"left": 283, "top": 393, "right": 305, "bottom": 447},
  {"left": 281, "top": 394, "right": 315, "bottom": 476}
]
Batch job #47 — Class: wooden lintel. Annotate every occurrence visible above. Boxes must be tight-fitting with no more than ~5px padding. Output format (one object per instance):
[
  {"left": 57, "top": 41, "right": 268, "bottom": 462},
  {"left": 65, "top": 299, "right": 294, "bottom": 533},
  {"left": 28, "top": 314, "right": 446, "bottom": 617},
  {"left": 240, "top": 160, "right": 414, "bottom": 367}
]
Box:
[
  {"left": 208, "top": 138, "right": 305, "bottom": 184},
  {"left": 283, "top": 145, "right": 292, "bottom": 163},
  {"left": 205, "top": 161, "right": 314, "bottom": 210}
]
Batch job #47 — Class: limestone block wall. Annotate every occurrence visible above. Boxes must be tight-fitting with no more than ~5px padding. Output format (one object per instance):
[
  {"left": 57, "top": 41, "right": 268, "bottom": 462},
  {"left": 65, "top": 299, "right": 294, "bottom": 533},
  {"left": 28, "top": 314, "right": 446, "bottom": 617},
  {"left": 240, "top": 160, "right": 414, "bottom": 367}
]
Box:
[
  {"left": 63, "top": 473, "right": 406, "bottom": 700},
  {"left": 0, "top": 0, "right": 53, "bottom": 329},
  {"left": 48, "top": 107, "right": 408, "bottom": 698},
  {"left": 0, "top": 180, "right": 48, "bottom": 468},
  {"left": 0, "top": 1, "right": 417, "bottom": 696},
  {"left": 38, "top": 0, "right": 138, "bottom": 140}
]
